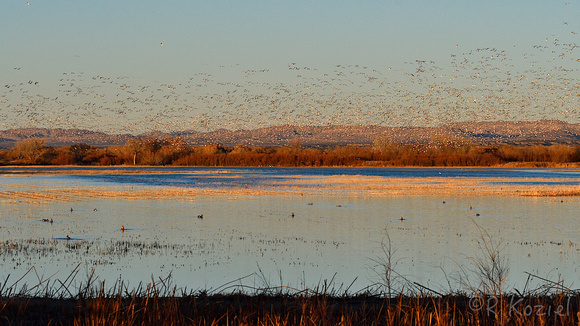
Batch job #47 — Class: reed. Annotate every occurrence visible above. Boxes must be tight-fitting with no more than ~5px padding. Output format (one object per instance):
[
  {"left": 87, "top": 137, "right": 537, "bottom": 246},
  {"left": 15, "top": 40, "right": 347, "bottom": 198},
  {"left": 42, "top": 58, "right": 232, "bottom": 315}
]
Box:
[
  {"left": 1, "top": 262, "right": 578, "bottom": 325},
  {"left": 1, "top": 285, "right": 578, "bottom": 325}
]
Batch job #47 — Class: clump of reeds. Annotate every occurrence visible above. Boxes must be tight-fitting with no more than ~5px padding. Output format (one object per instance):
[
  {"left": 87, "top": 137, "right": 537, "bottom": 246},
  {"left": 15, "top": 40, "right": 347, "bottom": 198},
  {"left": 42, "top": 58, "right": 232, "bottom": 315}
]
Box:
[{"left": 1, "top": 264, "right": 579, "bottom": 325}]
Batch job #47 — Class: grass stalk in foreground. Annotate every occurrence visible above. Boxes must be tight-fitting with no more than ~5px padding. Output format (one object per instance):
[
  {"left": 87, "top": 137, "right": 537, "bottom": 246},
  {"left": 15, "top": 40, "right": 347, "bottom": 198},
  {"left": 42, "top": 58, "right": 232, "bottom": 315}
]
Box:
[
  {"left": 1, "top": 267, "right": 579, "bottom": 325},
  {"left": 1, "top": 223, "right": 578, "bottom": 325}
]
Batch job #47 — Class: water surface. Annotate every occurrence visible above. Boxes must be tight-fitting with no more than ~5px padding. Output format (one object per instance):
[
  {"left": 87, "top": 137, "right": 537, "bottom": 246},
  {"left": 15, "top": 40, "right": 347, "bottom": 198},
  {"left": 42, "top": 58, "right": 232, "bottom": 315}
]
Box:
[{"left": 1, "top": 167, "right": 578, "bottom": 294}]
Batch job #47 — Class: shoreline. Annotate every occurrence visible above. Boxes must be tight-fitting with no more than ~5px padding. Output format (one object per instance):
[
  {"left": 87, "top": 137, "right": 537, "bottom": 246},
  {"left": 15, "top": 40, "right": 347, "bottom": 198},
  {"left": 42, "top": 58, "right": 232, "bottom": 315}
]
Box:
[{"left": 0, "top": 162, "right": 580, "bottom": 174}]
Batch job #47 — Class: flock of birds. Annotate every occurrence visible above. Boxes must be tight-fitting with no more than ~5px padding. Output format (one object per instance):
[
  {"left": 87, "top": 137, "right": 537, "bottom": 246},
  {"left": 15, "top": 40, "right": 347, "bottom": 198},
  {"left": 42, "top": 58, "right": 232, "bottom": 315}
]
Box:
[
  {"left": 45, "top": 207, "right": 206, "bottom": 240},
  {"left": 52, "top": 201, "right": 496, "bottom": 240},
  {"left": 1, "top": 23, "right": 579, "bottom": 135}
]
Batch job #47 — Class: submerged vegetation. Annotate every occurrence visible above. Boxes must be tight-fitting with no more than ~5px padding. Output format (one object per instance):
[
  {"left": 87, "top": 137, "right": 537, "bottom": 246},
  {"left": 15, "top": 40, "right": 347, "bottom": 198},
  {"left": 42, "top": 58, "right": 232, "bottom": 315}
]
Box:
[
  {"left": 1, "top": 136, "right": 579, "bottom": 167},
  {"left": 1, "top": 223, "right": 579, "bottom": 325}
]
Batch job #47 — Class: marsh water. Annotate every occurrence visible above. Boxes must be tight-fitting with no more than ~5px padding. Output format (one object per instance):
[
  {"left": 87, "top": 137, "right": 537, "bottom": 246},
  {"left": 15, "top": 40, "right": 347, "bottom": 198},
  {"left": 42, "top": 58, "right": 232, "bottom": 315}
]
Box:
[{"left": 1, "top": 167, "right": 579, "bottom": 294}]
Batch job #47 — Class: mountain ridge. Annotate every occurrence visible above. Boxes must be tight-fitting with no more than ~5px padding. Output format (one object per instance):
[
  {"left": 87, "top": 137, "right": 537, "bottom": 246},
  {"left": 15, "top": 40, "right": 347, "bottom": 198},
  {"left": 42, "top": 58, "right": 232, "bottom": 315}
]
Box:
[{"left": 0, "top": 120, "right": 579, "bottom": 149}]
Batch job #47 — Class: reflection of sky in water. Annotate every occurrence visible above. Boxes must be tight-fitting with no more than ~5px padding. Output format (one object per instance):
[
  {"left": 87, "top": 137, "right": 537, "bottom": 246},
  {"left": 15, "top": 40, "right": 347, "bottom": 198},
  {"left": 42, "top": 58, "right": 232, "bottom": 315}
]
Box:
[
  {"left": 69, "top": 172, "right": 292, "bottom": 188},
  {"left": 0, "top": 168, "right": 579, "bottom": 294},
  {"left": 3, "top": 166, "right": 580, "bottom": 178},
  {"left": 4, "top": 167, "right": 575, "bottom": 189}
]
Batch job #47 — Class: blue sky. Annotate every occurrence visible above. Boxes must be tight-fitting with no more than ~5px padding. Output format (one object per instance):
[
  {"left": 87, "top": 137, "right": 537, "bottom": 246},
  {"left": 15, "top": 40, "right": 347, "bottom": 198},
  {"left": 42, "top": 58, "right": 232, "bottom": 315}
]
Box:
[{"left": 1, "top": 1, "right": 579, "bottom": 133}]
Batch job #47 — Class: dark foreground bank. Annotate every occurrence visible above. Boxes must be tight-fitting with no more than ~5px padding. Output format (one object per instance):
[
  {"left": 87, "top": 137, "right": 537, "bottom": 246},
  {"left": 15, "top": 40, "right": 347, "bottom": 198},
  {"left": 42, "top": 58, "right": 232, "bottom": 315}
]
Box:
[{"left": 1, "top": 293, "right": 579, "bottom": 325}]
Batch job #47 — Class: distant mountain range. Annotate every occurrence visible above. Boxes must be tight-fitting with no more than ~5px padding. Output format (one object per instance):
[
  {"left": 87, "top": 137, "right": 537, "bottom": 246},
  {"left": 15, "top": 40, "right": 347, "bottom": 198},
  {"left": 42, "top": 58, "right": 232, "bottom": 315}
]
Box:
[{"left": 0, "top": 120, "right": 579, "bottom": 149}]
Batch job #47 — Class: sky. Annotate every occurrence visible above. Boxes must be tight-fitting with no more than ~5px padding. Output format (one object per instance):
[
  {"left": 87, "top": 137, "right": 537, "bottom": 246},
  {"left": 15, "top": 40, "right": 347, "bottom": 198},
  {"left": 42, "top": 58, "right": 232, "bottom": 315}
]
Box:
[{"left": 1, "top": 1, "right": 579, "bottom": 134}]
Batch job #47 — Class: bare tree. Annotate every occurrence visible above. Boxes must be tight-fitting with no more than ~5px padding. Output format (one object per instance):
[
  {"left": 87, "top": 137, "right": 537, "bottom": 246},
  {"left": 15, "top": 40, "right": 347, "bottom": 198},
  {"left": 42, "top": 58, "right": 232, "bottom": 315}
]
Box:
[{"left": 11, "top": 138, "right": 47, "bottom": 164}]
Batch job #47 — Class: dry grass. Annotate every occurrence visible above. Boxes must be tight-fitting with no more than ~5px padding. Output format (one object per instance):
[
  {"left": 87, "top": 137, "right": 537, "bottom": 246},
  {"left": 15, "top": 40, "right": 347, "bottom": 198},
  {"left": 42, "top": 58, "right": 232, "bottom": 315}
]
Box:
[
  {"left": 293, "top": 175, "right": 580, "bottom": 196},
  {"left": 1, "top": 281, "right": 578, "bottom": 325},
  {"left": 1, "top": 206, "right": 578, "bottom": 325},
  {"left": 1, "top": 173, "right": 579, "bottom": 205}
]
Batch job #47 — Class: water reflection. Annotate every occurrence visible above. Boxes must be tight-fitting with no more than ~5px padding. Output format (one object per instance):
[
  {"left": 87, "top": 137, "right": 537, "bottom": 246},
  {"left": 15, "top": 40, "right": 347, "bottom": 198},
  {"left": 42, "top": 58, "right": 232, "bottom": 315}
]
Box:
[{"left": 0, "top": 168, "right": 578, "bottom": 294}]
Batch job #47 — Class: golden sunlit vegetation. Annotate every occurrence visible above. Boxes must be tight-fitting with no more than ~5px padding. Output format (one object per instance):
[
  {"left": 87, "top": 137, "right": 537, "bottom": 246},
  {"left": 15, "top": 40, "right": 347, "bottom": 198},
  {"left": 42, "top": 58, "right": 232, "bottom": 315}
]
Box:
[
  {"left": 2, "top": 176, "right": 579, "bottom": 205},
  {"left": 1, "top": 292, "right": 578, "bottom": 325},
  {"left": 1, "top": 265, "right": 578, "bottom": 326},
  {"left": 1, "top": 136, "right": 579, "bottom": 167}
]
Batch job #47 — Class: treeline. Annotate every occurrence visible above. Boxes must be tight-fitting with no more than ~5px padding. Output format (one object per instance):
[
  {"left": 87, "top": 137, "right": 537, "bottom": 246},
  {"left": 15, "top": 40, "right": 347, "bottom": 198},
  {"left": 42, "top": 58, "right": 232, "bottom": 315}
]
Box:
[{"left": 0, "top": 136, "right": 579, "bottom": 167}]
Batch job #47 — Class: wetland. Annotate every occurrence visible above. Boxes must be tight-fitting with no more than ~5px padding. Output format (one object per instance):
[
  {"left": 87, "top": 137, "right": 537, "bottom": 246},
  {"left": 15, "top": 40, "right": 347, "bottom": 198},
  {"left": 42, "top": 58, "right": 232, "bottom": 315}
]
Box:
[{"left": 1, "top": 167, "right": 578, "bottom": 294}]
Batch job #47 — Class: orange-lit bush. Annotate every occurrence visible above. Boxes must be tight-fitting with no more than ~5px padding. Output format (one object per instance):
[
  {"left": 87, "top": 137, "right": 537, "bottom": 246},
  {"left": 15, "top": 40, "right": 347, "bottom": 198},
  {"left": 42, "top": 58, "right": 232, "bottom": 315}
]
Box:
[{"left": 1, "top": 137, "right": 579, "bottom": 167}]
